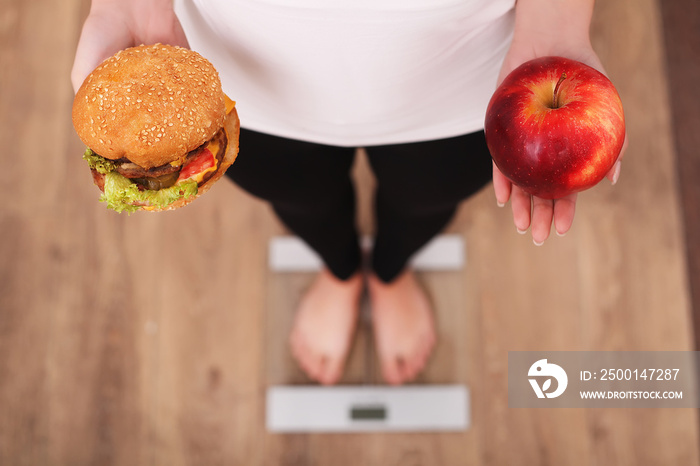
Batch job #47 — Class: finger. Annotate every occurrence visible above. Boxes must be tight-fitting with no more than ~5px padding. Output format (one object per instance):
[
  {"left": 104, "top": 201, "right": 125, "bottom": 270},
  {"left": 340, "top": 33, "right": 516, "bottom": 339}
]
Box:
[
  {"left": 553, "top": 193, "right": 577, "bottom": 236},
  {"left": 142, "top": 17, "right": 191, "bottom": 49},
  {"left": 531, "top": 196, "right": 554, "bottom": 245},
  {"left": 492, "top": 162, "right": 512, "bottom": 207},
  {"left": 618, "top": 131, "right": 629, "bottom": 161},
  {"left": 510, "top": 185, "right": 532, "bottom": 233},
  {"left": 170, "top": 17, "right": 191, "bottom": 49},
  {"left": 606, "top": 132, "right": 627, "bottom": 184},
  {"left": 605, "top": 160, "right": 622, "bottom": 185}
]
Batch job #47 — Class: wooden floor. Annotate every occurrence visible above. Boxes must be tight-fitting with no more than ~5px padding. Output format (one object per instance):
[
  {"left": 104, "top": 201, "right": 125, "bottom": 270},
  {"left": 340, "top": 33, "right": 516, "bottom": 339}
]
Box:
[
  {"left": 659, "top": 0, "right": 700, "bottom": 350},
  {"left": 1, "top": 0, "right": 698, "bottom": 464}
]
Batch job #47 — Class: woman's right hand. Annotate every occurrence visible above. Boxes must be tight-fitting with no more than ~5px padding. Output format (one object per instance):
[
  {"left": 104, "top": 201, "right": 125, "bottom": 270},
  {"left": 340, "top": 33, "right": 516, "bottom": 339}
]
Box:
[{"left": 71, "top": 0, "right": 189, "bottom": 93}]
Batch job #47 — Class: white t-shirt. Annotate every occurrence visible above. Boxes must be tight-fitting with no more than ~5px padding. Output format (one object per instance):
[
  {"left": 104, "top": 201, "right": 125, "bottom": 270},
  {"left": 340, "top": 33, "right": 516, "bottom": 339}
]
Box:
[{"left": 174, "top": 0, "right": 515, "bottom": 146}]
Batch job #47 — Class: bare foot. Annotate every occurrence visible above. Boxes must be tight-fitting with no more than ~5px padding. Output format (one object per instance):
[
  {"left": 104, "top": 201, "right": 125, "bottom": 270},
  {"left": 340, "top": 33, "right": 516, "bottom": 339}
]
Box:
[
  {"left": 289, "top": 268, "right": 364, "bottom": 385},
  {"left": 367, "top": 270, "right": 437, "bottom": 385}
]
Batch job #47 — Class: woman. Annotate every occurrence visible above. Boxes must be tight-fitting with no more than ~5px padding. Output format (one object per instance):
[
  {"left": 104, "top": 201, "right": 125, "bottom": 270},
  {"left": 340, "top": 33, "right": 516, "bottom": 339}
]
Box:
[{"left": 72, "top": 0, "right": 624, "bottom": 386}]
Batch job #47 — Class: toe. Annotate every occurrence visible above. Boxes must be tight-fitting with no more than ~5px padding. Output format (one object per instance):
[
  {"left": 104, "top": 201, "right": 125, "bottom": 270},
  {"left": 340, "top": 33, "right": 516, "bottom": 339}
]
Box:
[
  {"left": 308, "top": 352, "right": 328, "bottom": 382},
  {"left": 399, "top": 357, "right": 418, "bottom": 383},
  {"left": 291, "top": 337, "right": 323, "bottom": 382},
  {"left": 405, "top": 355, "right": 423, "bottom": 381},
  {"left": 402, "top": 337, "right": 435, "bottom": 382},
  {"left": 406, "top": 353, "right": 427, "bottom": 382},
  {"left": 318, "top": 355, "right": 344, "bottom": 386},
  {"left": 381, "top": 356, "right": 404, "bottom": 386}
]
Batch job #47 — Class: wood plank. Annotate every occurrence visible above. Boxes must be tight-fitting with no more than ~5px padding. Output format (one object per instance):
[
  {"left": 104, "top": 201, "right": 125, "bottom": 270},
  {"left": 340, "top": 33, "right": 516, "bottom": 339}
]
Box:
[
  {"left": 148, "top": 186, "right": 270, "bottom": 465},
  {"left": 1, "top": 0, "right": 85, "bottom": 464},
  {"left": 658, "top": 0, "right": 700, "bottom": 350},
  {"left": 658, "top": 0, "right": 700, "bottom": 454}
]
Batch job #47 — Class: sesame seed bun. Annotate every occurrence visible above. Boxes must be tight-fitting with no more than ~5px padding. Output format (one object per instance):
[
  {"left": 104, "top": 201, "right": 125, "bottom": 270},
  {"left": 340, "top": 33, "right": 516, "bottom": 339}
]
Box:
[{"left": 72, "top": 43, "right": 226, "bottom": 169}]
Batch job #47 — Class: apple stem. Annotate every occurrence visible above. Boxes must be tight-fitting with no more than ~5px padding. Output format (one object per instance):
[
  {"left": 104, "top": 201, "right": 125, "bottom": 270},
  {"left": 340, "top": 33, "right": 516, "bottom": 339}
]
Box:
[{"left": 553, "top": 72, "right": 567, "bottom": 108}]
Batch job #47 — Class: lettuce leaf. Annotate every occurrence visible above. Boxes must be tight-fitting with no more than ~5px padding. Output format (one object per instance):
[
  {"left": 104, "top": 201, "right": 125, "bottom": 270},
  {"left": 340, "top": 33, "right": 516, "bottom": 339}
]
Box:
[
  {"left": 83, "top": 148, "right": 117, "bottom": 175},
  {"left": 101, "top": 172, "right": 198, "bottom": 213}
]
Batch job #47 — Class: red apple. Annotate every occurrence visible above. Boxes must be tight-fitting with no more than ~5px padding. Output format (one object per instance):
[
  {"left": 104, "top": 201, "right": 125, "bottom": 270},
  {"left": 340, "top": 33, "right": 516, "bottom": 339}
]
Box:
[{"left": 485, "top": 56, "right": 625, "bottom": 199}]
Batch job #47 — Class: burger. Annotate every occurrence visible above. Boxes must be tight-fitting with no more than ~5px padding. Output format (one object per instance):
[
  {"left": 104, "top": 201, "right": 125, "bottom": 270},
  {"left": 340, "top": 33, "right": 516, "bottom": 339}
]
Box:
[{"left": 72, "top": 43, "right": 240, "bottom": 213}]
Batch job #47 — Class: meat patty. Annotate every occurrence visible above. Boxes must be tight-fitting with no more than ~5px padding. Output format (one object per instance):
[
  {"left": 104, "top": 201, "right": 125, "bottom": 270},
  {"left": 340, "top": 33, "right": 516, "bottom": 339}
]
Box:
[{"left": 115, "top": 159, "right": 181, "bottom": 179}]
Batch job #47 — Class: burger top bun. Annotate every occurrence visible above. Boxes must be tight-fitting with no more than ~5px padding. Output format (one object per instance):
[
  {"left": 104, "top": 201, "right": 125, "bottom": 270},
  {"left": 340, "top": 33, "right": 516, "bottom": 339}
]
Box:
[{"left": 72, "top": 44, "right": 226, "bottom": 169}]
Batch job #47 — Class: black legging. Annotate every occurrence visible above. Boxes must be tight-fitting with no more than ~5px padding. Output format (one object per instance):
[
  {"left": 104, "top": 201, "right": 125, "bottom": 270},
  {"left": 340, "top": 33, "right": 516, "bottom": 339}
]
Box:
[{"left": 226, "top": 128, "right": 493, "bottom": 283}]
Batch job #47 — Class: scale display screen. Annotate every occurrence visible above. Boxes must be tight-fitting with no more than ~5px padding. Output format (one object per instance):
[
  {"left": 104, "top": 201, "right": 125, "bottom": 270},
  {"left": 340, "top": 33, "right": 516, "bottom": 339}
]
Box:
[{"left": 350, "top": 405, "right": 387, "bottom": 421}]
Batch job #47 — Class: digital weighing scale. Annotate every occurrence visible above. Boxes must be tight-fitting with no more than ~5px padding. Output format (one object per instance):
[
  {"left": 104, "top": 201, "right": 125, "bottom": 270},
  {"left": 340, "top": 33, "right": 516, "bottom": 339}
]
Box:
[
  {"left": 266, "top": 234, "right": 470, "bottom": 433},
  {"left": 267, "top": 385, "right": 469, "bottom": 432}
]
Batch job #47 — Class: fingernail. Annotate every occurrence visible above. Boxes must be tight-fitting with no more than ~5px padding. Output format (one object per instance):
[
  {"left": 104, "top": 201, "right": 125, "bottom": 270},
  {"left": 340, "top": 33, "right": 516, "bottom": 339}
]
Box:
[
  {"left": 611, "top": 161, "right": 622, "bottom": 185},
  {"left": 533, "top": 239, "right": 544, "bottom": 246},
  {"left": 497, "top": 200, "right": 505, "bottom": 208},
  {"left": 517, "top": 227, "right": 528, "bottom": 235},
  {"left": 555, "top": 229, "right": 566, "bottom": 237}
]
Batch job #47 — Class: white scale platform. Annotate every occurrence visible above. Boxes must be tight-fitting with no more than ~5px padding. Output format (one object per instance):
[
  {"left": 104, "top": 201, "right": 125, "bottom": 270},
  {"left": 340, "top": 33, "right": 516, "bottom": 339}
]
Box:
[
  {"left": 267, "top": 385, "right": 469, "bottom": 433},
  {"left": 266, "top": 234, "right": 470, "bottom": 433},
  {"left": 269, "top": 234, "right": 465, "bottom": 272}
]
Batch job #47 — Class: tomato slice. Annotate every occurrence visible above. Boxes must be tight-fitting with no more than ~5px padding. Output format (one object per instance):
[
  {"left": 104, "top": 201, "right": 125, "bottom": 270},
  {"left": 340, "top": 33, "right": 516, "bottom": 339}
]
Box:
[{"left": 177, "top": 148, "right": 215, "bottom": 182}]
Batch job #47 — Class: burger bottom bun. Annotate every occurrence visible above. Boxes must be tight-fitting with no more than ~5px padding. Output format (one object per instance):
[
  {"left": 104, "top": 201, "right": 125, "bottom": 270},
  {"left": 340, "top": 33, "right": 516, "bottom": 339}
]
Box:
[{"left": 140, "top": 107, "right": 240, "bottom": 212}]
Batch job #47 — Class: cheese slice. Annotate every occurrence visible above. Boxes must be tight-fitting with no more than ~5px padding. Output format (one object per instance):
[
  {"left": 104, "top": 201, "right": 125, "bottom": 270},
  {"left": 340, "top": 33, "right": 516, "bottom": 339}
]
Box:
[{"left": 224, "top": 94, "right": 236, "bottom": 115}]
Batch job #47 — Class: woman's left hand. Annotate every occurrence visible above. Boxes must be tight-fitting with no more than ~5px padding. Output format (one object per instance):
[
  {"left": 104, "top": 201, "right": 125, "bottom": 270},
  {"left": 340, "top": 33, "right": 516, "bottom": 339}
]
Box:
[{"left": 493, "top": 0, "right": 627, "bottom": 245}]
